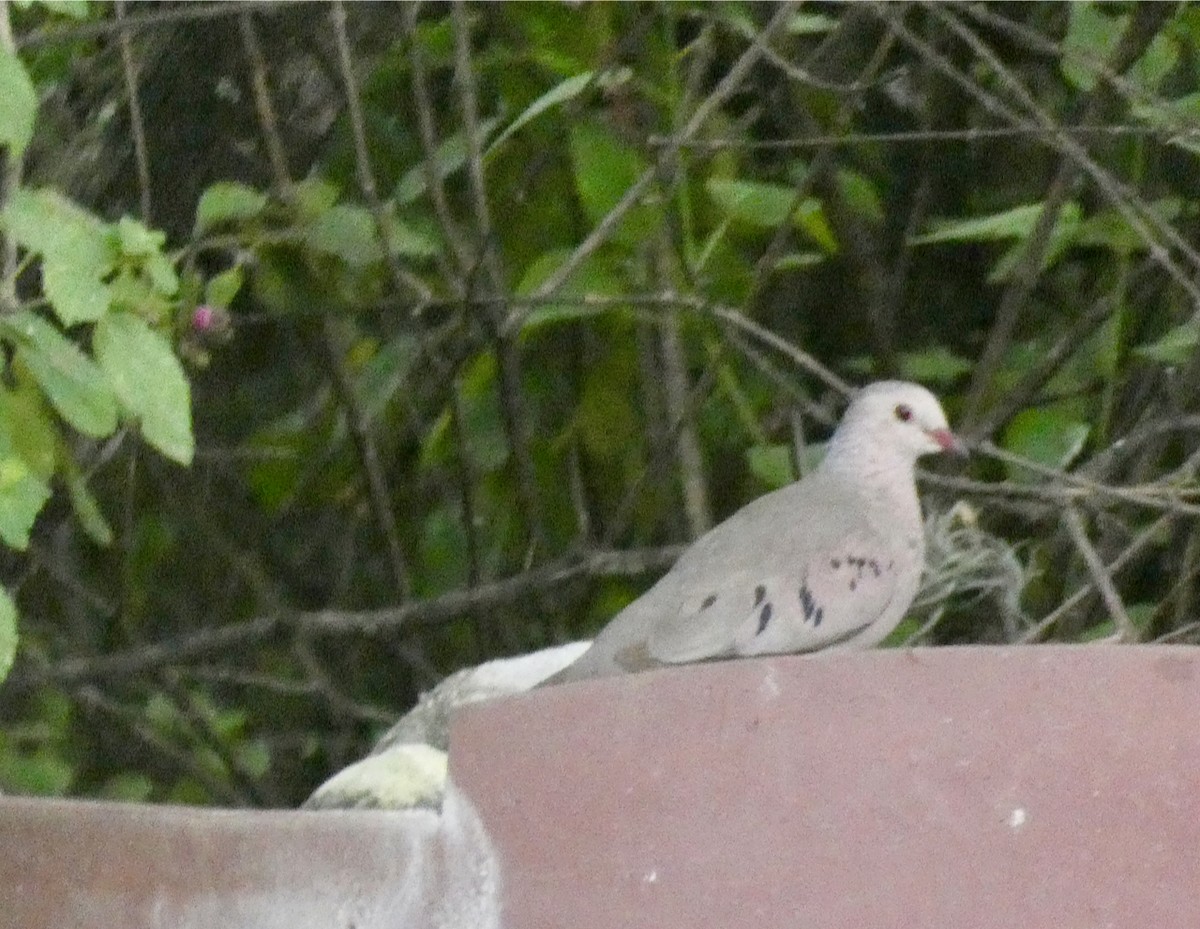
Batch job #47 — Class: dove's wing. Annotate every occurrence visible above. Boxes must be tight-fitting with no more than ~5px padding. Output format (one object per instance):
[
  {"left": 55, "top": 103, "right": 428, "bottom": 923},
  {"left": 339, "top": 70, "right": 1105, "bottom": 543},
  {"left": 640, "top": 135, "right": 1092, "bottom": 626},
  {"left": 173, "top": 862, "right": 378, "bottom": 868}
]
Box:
[
  {"left": 648, "top": 529, "right": 904, "bottom": 664},
  {"left": 644, "top": 472, "right": 910, "bottom": 664}
]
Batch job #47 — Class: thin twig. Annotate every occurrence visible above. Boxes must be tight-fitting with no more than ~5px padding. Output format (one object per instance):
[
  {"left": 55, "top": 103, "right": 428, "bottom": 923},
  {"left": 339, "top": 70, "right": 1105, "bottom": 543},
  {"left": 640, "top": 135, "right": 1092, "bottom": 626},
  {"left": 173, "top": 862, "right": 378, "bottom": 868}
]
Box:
[
  {"left": 646, "top": 124, "right": 1171, "bottom": 150},
  {"left": 156, "top": 671, "right": 275, "bottom": 806},
  {"left": 1062, "top": 504, "right": 1137, "bottom": 643},
  {"left": 330, "top": 0, "right": 432, "bottom": 304},
  {"left": 17, "top": 0, "right": 297, "bottom": 49},
  {"left": 968, "top": 292, "right": 1124, "bottom": 440},
  {"left": 0, "top": 1, "right": 20, "bottom": 314},
  {"left": 658, "top": 286, "right": 712, "bottom": 535},
  {"left": 317, "top": 318, "right": 413, "bottom": 599},
  {"left": 974, "top": 440, "right": 1200, "bottom": 517},
  {"left": 403, "top": 1, "right": 470, "bottom": 273},
  {"left": 1020, "top": 512, "right": 1170, "bottom": 643},
  {"left": 238, "top": 11, "right": 292, "bottom": 197},
  {"left": 74, "top": 683, "right": 245, "bottom": 805},
  {"left": 451, "top": 0, "right": 545, "bottom": 552},
  {"left": 707, "top": 302, "right": 853, "bottom": 397},
  {"left": 114, "top": 0, "right": 152, "bottom": 221}
]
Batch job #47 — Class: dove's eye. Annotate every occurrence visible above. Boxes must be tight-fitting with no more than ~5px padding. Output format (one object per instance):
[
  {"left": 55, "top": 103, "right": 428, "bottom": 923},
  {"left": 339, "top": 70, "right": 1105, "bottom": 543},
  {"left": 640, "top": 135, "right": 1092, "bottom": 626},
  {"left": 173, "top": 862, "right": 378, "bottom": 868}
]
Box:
[{"left": 894, "top": 404, "right": 913, "bottom": 422}]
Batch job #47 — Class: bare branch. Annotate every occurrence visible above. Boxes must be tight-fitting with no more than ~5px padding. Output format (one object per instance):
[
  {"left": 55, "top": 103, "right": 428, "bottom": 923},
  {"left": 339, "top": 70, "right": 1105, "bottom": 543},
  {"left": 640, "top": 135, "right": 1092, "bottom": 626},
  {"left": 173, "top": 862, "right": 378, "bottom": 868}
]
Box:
[
  {"left": 1062, "top": 505, "right": 1137, "bottom": 643},
  {"left": 114, "top": 0, "right": 152, "bottom": 221},
  {"left": 451, "top": 0, "right": 546, "bottom": 551},
  {"left": 329, "top": 1, "right": 432, "bottom": 304},
  {"left": 9, "top": 547, "right": 683, "bottom": 693},
  {"left": 238, "top": 11, "right": 293, "bottom": 196},
  {"left": 316, "top": 318, "right": 413, "bottom": 600}
]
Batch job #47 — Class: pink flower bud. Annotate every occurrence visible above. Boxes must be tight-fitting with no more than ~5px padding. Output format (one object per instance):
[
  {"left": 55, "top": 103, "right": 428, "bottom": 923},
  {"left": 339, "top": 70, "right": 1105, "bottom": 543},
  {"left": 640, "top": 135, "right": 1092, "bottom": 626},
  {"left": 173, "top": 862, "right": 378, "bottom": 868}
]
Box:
[{"left": 192, "top": 305, "right": 217, "bottom": 332}]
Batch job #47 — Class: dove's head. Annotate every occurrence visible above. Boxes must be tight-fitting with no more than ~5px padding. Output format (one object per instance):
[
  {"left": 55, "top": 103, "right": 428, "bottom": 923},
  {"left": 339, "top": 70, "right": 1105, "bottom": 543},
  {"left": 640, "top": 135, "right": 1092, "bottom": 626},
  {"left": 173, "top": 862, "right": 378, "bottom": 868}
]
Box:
[{"left": 826, "top": 381, "right": 967, "bottom": 471}]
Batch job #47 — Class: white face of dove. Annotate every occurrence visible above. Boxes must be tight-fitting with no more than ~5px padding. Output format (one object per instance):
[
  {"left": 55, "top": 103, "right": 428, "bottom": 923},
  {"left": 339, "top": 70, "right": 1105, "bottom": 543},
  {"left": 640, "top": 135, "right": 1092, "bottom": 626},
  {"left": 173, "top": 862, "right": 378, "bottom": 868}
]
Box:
[{"left": 825, "top": 381, "right": 966, "bottom": 469}]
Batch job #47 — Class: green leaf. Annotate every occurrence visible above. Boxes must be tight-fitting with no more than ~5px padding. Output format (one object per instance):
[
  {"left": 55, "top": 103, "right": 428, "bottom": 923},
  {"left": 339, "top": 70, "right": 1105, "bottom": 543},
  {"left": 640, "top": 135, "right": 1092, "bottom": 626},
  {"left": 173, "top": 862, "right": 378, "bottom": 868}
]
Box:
[
  {"left": 746, "top": 444, "right": 795, "bottom": 490},
  {"left": 913, "top": 203, "right": 1073, "bottom": 245},
  {"left": 304, "top": 204, "right": 438, "bottom": 265},
  {"left": 419, "top": 506, "right": 470, "bottom": 595},
  {"left": 1063, "top": 4, "right": 1176, "bottom": 92},
  {"left": 291, "top": 177, "right": 340, "bottom": 221},
  {"left": 489, "top": 71, "right": 593, "bottom": 155},
  {"left": 4, "top": 311, "right": 118, "bottom": 438},
  {"left": 204, "top": 266, "right": 244, "bottom": 309},
  {"left": 304, "top": 204, "right": 379, "bottom": 266},
  {"left": 707, "top": 177, "right": 797, "bottom": 227},
  {"left": 0, "top": 411, "right": 51, "bottom": 549},
  {"left": 1001, "top": 408, "right": 1090, "bottom": 482},
  {"left": 897, "top": 347, "right": 974, "bottom": 385},
  {"left": 1062, "top": 4, "right": 1124, "bottom": 91},
  {"left": 2, "top": 188, "right": 115, "bottom": 324},
  {"left": 835, "top": 168, "right": 885, "bottom": 224},
  {"left": 1079, "top": 603, "right": 1155, "bottom": 642},
  {"left": 576, "top": 343, "right": 640, "bottom": 464},
  {"left": 97, "top": 772, "right": 155, "bottom": 802},
  {"left": 569, "top": 120, "right": 658, "bottom": 245},
  {"left": 421, "top": 354, "right": 509, "bottom": 474},
  {"left": 787, "top": 163, "right": 885, "bottom": 224},
  {"left": 1131, "top": 92, "right": 1200, "bottom": 129},
  {"left": 0, "top": 382, "right": 56, "bottom": 481},
  {"left": 793, "top": 199, "right": 838, "bottom": 253},
  {"left": 142, "top": 251, "right": 180, "bottom": 297},
  {"left": 773, "top": 252, "right": 825, "bottom": 271},
  {"left": 396, "top": 117, "right": 500, "bottom": 205},
  {"left": 20, "top": 0, "right": 90, "bottom": 18},
  {"left": 1131, "top": 94, "right": 1200, "bottom": 157},
  {"left": 65, "top": 463, "right": 113, "bottom": 546},
  {"left": 1076, "top": 199, "right": 1183, "bottom": 254},
  {"left": 0, "top": 47, "right": 37, "bottom": 161},
  {"left": 354, "top": 333, "right": 418, "bottom": 421},
  {"left": 1129, "top": 31, "right": 1179, "bottom": 93},
  {"left": 986, "top": 204, "right": 1082, "bottom": 282},
  {"left": 0, "top": 586, "right": 16, "bottom": 683},
  {"left": 706, "top": 177, "right": 837, "bottom": 252},
  {"left": 95, "top": 313, "right": 194, "bottom": 465},
  {"left": 0, "top": 738, "right": 74, "bottom": 795},
  {"left": 1135, "top": 319, "right": 1200, "bottom": 366},
  {"left": 116, "top": 215, "right": 166, "bottom": 257},
  {"left": 516, "top": 249, "right": 624, "bottom": 331},
  {"left": 384, "top": 213, "right": 441, "bottom": 259},
  {"left": 194, "top": 182, "right": 268, "bottom": 236}
]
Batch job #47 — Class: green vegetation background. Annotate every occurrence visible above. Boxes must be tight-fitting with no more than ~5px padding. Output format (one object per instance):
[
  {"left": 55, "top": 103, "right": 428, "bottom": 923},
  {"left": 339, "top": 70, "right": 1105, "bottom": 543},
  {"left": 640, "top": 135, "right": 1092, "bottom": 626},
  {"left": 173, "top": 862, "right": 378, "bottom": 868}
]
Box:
[{"left": 0, "top": 1, "right": 1198, "bottom": 806}]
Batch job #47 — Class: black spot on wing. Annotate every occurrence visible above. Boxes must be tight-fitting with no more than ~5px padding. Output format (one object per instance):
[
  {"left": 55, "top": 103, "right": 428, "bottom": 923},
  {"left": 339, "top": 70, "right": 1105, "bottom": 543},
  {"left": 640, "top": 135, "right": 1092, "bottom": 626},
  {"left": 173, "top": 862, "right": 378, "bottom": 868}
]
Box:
[
  {"left": 753, "top": 584, "right": 766, "bottom": 607},
  {"left": 701, "top": 594, "right": 717, "bottom": 610},
  {"left": 756, "top": 602, "right": 773, "bottom": 636},
  {"left": 798, "top": 583, "right": 823, "bottom": 626},
  {"left": 830, "top": 558, "right": 841, "bottom": 569}
]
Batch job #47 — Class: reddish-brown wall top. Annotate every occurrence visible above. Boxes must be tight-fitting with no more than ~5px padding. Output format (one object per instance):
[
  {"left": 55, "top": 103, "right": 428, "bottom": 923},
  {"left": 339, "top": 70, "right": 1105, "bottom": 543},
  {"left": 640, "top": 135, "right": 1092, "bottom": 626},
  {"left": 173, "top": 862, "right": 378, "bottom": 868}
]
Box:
[
  {"left": 3, "top": 645, "right": 1200, "bottom": 929},
  {"left": 451, "top": 645, "right": 1200, "bottom": 929}
]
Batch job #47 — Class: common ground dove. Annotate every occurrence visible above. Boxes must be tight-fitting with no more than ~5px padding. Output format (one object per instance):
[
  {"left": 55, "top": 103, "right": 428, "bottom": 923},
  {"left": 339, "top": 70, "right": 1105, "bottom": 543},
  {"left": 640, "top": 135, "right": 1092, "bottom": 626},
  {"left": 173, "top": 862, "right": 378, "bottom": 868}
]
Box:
[{"left": 549, "top": 381, "right": 966, "bottom": 684}]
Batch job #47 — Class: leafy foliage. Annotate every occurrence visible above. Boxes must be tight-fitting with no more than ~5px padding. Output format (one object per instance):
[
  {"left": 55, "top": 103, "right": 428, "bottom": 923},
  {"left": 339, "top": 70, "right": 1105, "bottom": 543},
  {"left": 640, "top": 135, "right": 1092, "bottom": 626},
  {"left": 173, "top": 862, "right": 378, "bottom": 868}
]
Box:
[{"left": 0, "top": 1, "right": 1198, "bottom": 807}]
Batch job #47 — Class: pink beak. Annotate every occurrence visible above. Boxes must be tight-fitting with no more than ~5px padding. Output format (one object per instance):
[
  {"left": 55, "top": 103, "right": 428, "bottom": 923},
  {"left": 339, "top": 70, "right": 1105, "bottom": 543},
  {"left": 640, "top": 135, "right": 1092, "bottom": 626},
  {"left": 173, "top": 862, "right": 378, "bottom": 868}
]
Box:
[{"left": 930, "top": 428, "right": 969, "bottom": 457}]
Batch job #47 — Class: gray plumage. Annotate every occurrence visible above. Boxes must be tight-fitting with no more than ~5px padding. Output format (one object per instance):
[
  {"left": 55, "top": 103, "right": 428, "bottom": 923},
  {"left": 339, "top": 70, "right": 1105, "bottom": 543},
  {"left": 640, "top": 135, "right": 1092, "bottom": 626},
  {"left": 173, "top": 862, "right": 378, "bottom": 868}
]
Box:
[{"left": 550, "top": 381, "right": 965, "bottom": 684}]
